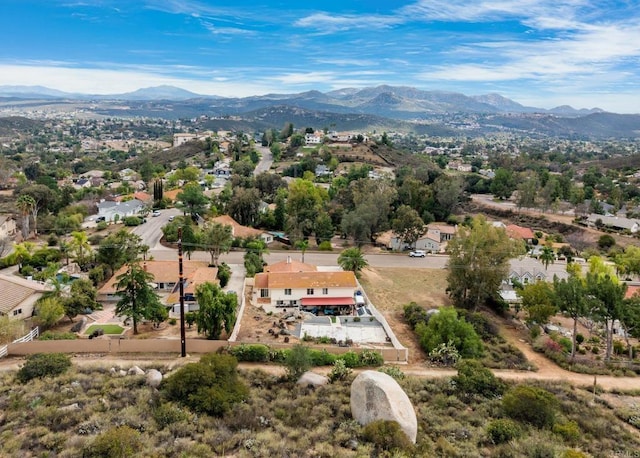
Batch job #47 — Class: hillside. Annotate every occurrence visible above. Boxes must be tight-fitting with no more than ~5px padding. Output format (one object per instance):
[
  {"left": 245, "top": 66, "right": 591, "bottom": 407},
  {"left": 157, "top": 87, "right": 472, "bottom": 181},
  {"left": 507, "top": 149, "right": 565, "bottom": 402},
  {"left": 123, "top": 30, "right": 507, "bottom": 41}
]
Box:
[{"left": 0, "top": 360, "right": 638, "bottom": 457}]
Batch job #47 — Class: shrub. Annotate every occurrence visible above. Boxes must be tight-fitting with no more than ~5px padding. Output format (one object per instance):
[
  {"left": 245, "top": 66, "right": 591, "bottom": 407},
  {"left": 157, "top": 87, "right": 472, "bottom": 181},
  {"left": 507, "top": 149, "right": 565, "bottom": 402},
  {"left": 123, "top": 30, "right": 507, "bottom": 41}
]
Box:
[
  {"left": 403, "top": 302, "right": 430, "bottom": 329},
  {"left": 329, "top": 359, "right": 352, "bottom": 382},
  {"left": 162, "top": 353, "right": 248, "bottom": 417},
  {"left": 416, "top": 307, "right": 483, "bottom": 359},
  {"left": 553, "top": 420, "right": 580, "bottom": 443},
  {"left": 362, "top": 420, "right": 413, "bottom": 453},
  {"left": 337, "top": 351, "right": 361, "bottom": 368},
  {"left": 318, "top": 241, "right": 333, "bottom": 251},
  {"left": 486, "top": 418, "right": 522, "bottom": 444},
  {"left": 562, "top": 450, "right": 588, "bottom": 458},
  {"left": 309, "top": 349, "right": 337, "bottom": 366},
  {"left": 613, "top": 340, "right": 626, "bottom": 356},
  {"left": 359, "top": 350, "right": 384, "bottom": 367},
  {"left": 216, "top": 262, "right": 231, "bottom": 288},
  {"left": 429, "top": 341, "right": 460, "bottom": 365},
  {"left": 575, "top": 334, "right": 585, "bottom": 345},
  {"left": 558, "top": 337, "right": 573, "bottom": 353},
  {"left": 229, "top": 344, "right": 270, "bottom": 362},
  {"left": 168, "top": 318, "right": 177, "bottom": 325},
  {"left": 285, "top": 344, "right": 313, "bottom": 380},
  {"left": 38, "top": 331, "right": 77, "bottom": 340},
  {"left": 96, "top": 221, "right": 108, "bottom": 231},
  {"left": 123, "top": 216, "right": 143, "bottom": 226},
  {"left": 453, "top": 360, "right": 506, "bottom": 399},
  {"left": 84, "top": 426, "right": 141, "bottom": 458},
  {"left": 378, "top": 366, "right": 405, "bottom": 380},
  {"left": 503, "top": 385, "right": 558, "bottom": 429},
  {"left": 17, "top": 353, "right": 72, "bottom": 383},
  {"left": 153, "top": 402, "right": 190, "bottom": 430}
]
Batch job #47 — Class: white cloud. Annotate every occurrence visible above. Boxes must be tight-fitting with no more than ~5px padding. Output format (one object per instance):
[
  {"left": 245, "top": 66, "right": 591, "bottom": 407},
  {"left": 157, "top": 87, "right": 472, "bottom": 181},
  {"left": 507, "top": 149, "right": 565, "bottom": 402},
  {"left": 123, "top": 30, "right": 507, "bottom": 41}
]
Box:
[{"left": 294, "top": 12, "right": 402, "bottom": 32}]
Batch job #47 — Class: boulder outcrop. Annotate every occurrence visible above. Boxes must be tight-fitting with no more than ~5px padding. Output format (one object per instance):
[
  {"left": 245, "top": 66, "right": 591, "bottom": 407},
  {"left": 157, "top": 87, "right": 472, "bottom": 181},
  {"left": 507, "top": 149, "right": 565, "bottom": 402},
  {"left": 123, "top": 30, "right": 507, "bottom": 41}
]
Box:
[{"left": 350, "top": 370, "right": 417, "bottom": 443}]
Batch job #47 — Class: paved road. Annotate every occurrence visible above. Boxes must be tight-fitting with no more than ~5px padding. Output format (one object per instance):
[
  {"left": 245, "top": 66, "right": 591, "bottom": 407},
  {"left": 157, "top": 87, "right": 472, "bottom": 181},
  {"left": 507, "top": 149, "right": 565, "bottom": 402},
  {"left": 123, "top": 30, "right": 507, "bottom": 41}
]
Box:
[
  {"left": 253, "top": 145, "right": 273, "bottom": 175},
  {"left": 149, "top": 248, "right": 450, "bottom": 269},
  {"left": 131, "top": 208, "right": 181, "bottom": 251}
]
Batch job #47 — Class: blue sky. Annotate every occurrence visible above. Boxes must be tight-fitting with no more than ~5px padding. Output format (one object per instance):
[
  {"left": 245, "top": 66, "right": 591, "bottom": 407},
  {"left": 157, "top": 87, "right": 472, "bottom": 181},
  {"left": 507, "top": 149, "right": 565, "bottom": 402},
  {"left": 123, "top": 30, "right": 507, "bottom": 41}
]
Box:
[{"left": 1, "top": 0, "right": 639, "bottom": 112}]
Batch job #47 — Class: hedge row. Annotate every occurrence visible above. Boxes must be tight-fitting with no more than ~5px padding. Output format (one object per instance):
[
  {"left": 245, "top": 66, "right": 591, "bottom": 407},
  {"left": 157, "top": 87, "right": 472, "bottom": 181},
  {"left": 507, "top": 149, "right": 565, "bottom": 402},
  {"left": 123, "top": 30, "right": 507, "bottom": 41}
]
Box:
[{"left": 228, "top": 344, "right": 383, "bottom": 368}]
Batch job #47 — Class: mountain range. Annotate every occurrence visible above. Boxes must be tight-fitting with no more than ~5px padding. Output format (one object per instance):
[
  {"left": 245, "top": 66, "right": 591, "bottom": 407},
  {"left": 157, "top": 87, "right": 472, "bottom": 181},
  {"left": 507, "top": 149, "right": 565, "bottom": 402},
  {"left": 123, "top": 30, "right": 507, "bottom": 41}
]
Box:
[
  {"left": 0, "top": 84, "right": 604, "bottom": 116},
  {"left": 1, "top": 85, "right": 639, "bottom": 139}
]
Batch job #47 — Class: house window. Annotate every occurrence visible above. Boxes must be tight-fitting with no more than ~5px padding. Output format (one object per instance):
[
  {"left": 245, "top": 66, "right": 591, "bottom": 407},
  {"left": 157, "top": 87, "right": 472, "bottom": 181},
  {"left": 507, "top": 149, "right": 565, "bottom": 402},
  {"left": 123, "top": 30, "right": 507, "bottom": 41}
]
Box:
[
  {"left": 284, "top": 289, "right": 292, "bottom": 295},
  {"left": 260, "top": 289, "right": 269, "bottom": 298},
  {"left": 322, "top": 288, "right": 328, "bottom": 295},
  {"left": 307, "top": 288, "right": 314, "bottom": 295},
  {"left": 13, "top": 308, "right": 22, "bottom": 316}
]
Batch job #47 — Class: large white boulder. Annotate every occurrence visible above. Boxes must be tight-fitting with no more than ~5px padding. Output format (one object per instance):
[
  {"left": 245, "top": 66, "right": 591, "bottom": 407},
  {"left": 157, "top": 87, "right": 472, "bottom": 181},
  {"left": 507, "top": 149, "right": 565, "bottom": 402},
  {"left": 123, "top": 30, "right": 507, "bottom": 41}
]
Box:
[
  {"left": 146, "top": 369, "right": 163, "bottom": 388},
  {"left": 127, "top": 365, "right": 145, "bottom": 376},
  {"left": 350, "top": 370, "right": 417, "bottom": 443},
  {"left": 297, "top": 371, "right": 329, "bottom": 387}
]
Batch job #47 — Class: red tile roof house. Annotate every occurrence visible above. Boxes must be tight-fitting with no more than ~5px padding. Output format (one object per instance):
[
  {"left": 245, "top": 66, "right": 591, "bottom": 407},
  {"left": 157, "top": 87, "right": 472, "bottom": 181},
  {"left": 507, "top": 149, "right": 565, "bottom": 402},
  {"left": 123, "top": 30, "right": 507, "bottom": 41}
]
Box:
[
  {"left": 210, "top": 215, "right": 274, "bottom": 245},
  {"left": 252, "top": 258, "right": 358, "bottom": 315},
  {"left": 505, "top": 224, "right": 535, "bottom": 244},
  {"left": 98, "top": 261, "right": 218, "bottom": 311}
]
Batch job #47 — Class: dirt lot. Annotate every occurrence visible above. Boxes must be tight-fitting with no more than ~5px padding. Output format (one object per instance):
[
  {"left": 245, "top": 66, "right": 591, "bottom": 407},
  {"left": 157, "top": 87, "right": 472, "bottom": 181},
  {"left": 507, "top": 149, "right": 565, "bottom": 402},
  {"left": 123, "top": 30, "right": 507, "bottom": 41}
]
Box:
[{"left": 359, "top": 267, "right": 450, "bottom": 364}]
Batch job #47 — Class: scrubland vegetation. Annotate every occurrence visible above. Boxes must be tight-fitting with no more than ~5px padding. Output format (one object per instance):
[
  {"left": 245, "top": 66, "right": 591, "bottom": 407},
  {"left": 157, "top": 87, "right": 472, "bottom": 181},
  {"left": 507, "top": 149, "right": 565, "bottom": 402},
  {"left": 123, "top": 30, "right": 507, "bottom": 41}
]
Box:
[{"left": 1, "top": 353, "right": 639, "bottom": 457}]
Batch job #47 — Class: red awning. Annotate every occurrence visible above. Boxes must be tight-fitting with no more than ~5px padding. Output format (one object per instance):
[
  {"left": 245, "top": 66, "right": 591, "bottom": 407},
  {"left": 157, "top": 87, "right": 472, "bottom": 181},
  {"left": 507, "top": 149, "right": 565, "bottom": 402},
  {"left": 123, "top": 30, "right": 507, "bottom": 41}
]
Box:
[{"left": 300, "top": 297, "right": 355, "bottom": 306}]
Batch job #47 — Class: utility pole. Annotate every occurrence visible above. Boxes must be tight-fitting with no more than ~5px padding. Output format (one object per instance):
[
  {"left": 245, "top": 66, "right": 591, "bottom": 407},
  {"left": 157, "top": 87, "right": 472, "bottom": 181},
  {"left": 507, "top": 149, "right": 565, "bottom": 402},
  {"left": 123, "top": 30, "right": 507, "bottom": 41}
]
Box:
[{"left": 178, "top": 227, "right": 186, "bottom": 357}]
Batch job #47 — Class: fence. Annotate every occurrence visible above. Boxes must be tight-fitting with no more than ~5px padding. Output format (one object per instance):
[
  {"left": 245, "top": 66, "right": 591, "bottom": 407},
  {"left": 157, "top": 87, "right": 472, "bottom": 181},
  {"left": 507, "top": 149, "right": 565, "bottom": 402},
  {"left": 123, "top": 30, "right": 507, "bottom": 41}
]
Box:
[{"left": 0, "top": 326, "right": 39, "bottom": 359}]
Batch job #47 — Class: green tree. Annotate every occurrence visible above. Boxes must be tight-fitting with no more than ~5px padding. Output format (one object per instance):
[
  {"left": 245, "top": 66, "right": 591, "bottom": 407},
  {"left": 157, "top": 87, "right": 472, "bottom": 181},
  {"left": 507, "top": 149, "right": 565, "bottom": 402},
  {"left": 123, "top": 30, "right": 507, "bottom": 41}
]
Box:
[
  {"left": 228, "top": 187, "right": 260, "bottom": 227},
  {"left": 554, "top": 274, "right": 588, "bottom": 360},
  {"left": 115, "top": 262, "right": 164, "bottom": 335},
  {"left": 490, "top": 168, "right": 516, "bottom": 200},
  {"left": 619, "top": 294, "right": 640, "bottom": 360},
  {"left": 392, "top": 205, "right": 425, "bottom": 247},
  {"left": 285, "top": 344, "right": 313, "bottom": 380},
  {"left": 295, "top": 239, "right": 309, "bottom": 263},
  {"left": 586, "top": 259, "right": 626, "bottom": 360},
  {"left": 63, "top": 278, "right": 101, "bottom": 322},
  {"left": 285, "top": 178, "right": 328, "bottom": 239},
  {"left": 69, "top": 231, "right": 91, "bottom": 270},
  {"left": 314, "top": 212, "right": 334, "bottom": 245},
  {"left": 540, "top": 246, "right": 555, "bottom": 270},
  {"left": 516, "top": 172, "right": 539, "bottom": 210},
  {"left": 16, "top": 194, "right": 35, "bottom": 239},
  {"left": 96, "top": 229, "right": 146, "bottom": 276},
  {"left": 337, "top": 247, "right": 368, "bottom": 277},
  {"left": 195, "top": 282, "right": 237, "bottom": 339},
  {"left": 452, "top": 359, "right": 505, "bottom": 399},
  {"left": 415, "top": 307, "right": 483, "bottom": 359},
  {"left": 447, "top": 216, "right": 523, "bottom": 311},
  {"left": 202, "top": 222, "right": 233, "bottom": 266},
  {"left": 178, "top": 182, "right": 209, "bottom": 217},
  {"left": 34, "top": 297, "right": 64, "bottom": 329},
  {"left": 518, "top": 281, "right": 557, "bottom": 325}
]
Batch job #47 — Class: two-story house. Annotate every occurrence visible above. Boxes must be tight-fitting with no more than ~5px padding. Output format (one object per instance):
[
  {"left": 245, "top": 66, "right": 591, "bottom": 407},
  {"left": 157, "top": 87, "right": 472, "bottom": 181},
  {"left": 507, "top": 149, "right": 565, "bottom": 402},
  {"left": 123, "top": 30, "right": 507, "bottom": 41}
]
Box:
[{"left": 253, "top": 259, "right": 358, "bottom": 315}]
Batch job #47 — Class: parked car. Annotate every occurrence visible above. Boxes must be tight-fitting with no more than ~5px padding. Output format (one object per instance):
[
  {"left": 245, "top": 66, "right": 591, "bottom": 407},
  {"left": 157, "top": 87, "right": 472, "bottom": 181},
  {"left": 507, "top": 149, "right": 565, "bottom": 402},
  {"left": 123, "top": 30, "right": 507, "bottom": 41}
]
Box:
[
  {"left": 95, "top": 216, "right": 106, "bottom": 223},
  {"left": 152, "top": 210, "right": 161, "bottom": 217},
  {"left": 168, "top": 215, "right": 175, "bottom": 222},
  {"left": 409, "top": 250, "right": 426, "bottom": 257}
]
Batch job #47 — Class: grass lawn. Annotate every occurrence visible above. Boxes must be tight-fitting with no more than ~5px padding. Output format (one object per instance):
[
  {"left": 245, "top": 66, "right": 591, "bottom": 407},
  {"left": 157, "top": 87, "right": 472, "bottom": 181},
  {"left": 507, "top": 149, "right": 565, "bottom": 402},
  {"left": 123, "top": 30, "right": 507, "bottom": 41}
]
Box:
[{"left": 84, "top": 324, "right": 124, "bottom": 335}]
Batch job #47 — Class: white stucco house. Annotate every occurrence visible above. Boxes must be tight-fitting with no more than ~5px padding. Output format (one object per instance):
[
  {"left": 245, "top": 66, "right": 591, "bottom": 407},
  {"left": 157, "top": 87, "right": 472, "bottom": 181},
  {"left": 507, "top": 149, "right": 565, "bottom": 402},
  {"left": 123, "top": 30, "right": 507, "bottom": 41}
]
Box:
[{"left": 96, "top": 199, "right": 145, "bottom": 222}]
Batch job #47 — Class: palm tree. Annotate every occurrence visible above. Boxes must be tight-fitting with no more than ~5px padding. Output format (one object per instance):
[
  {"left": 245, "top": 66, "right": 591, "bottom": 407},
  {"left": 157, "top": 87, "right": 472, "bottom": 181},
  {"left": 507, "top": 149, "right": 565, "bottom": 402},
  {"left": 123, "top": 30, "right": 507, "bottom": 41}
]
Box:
[
  {"left": 16, "top": 194, "right": 35, "bottom": 239},
  {"left": 295, "top": 239, "right": 309, "bottom": 263},
  {"left": 540, "top": 246, "right": 555, "bottom": 271},
  {"left": 338, "top": 247, "right": 368, "bottom": 278},
  {"left": 69, "top": 231, "right": 91, "bottom": 270}
]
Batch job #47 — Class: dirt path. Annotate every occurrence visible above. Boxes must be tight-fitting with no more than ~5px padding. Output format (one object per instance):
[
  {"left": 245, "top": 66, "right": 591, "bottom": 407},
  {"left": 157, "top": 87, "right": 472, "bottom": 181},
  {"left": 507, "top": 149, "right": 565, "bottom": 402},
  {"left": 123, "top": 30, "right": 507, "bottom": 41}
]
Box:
[{"left": 1, "top": 353, "right": 639, "bottom": 391}]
